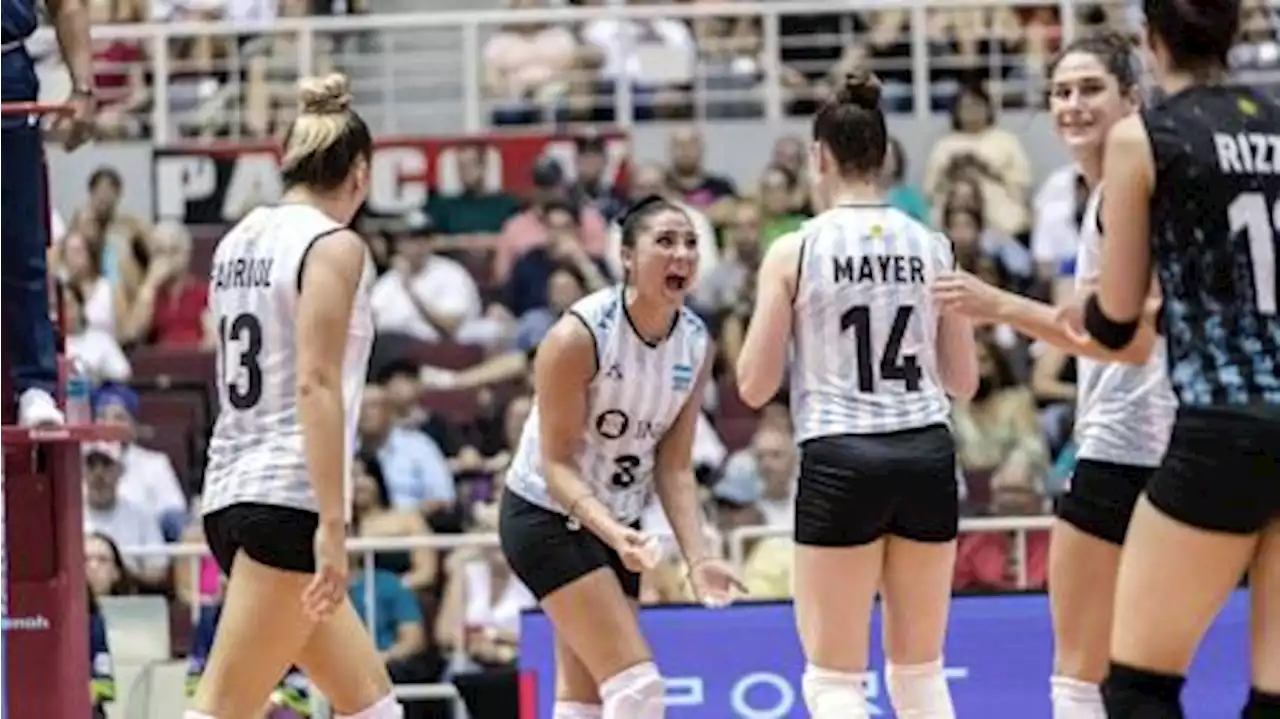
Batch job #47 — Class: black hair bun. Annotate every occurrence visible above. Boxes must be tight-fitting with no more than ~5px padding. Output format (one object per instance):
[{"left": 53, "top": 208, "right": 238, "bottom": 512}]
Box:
[
  {"left": 836, "top": 70, "right": 883, "bottom": 111},
  {"left": 619, "top": 194, "right": 666, "bottom": 226}
]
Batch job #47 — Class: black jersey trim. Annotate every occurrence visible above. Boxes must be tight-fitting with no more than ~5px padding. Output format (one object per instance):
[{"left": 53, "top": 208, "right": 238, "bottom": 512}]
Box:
[
  {"left": 566, "top": 310, "right": 600, "bottom": 380},
  {"left": 295, "top": 226, "right": 349, "bottom": 294},
  {"left": 620, "top": 286, "right": 678, "bottom": 349},
  {"left": 793, "top": 235, "right": 807, "bottom": 305}
]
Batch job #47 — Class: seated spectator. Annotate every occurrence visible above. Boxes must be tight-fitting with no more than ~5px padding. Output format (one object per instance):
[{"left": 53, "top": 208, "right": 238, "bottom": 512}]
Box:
[
  {"left": 85, "top": 531, "right": 139, "bottom": 597},
  {"left": 57, "top": 230, "right": 116, "bottom": 337},
  {"left": 664, "top": 127, "right": 738, "bottom": 224},
  {"left": 483, "top": 0, "right": 578, "bottom": 125},
  {"left": 67, "top": 167, "right": 150, "bottom": 288},
  {"left": 436, "top": 512, "right": 535, "bottom": 719},
  {"left": 1030, "top": 164, "right": 1088, "bottom": 282},
  {"left": 352, "top": 453, "right": 440, "bottom": 592},
  {"left": 513, "top": 263, "right": 587, "bottom": 353},
  {"left": 347, "top": 552, "right": 428, "bottom": 679},
  {"left": 88, "top": 591, "right": 116, "bottom": 719},
  {"left": 64, "top": 285, "right": 131, "bottom": 383},
  {"left": 924, "top": 84, "right": 1033, "bottom": 238},
  {"left": 369, "top": 218, "right": 490, "bottom": 345},
  {"left": 358, "top": 382, "right": 458, "bottom": 521},
  {"left": 566, "top": 133, "right": 629, "bottom": 223},
  {"left": 714, "top": 426, "right": 797, "bottom": 530},
  {"left": 81, "top": 442, "right": 169, "bottom": 588},
  {"left": 952, "top": 333, "right": 1050, "bottom": 510},
  {"left": 757, "top": 166, "right": 807, "bottom": 246},
  {"left": 492, "top": 157, "right": 609, "bottom": 282},
  {"left": 379, "top": 360, "right": 465, "bottom": 455},
  {"left": 119, "top": 221, "right": 212, "bottom": 348},
  {"left": 505, "top": 201, "right": 611, "bottom": 318},
  {"left": 940, "top": 180, "right": 1035, "bottom": 292},
  {"left": 93, "top": 384, "right": 189, "bottom": 540},
  {"left": 881, "top": 136, "right": 932, "bottom": 225},
  {"left": 953, "top": 470, "right": 1050, "bottom": 593},
  {"left": 581, "top": 3, "right": 698, "bottom": 119},
  {"left": 424, "top": 143, "right": 520, "bottom": 235},
  {"left": 698, "top": 202, "right": 761, "bottom": 365}
]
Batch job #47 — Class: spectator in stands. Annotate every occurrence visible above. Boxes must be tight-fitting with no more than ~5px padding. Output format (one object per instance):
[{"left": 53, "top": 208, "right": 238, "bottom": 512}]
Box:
[
  {"left": 378, "top": 360, "right": 463, "bottom": 454},
  {"left": 505, "top": 201, "right": 610, "bottom": 318},
  {"left": 57, "top": 230, "right": 117, "bottom": 337},
  {"left": 941, "top": 194, "right": 1034, "bottom": 294},
  {"left": 953, "top": 469, "right": 1051, "bottom": 593},
  {"left": 63, "top": 284, "right": 132, "bottom": 385},
  {"left": 693, "top": 7, "right": 764, "bottom": 119},
  {"left": 716, "top": 426, "right": 796, "bottom": 530},
  {"left": 697, "top": 201, "right": 761, "bottom": 360},
  {"left": 768, "top": 135, "right": 811, "bottom": 212},
  {"left": 347, "top": 550, "right": 429, "bottom": 684},
  {"left": 606, "top": 162, "right": 719, "bottom": 282},
  {"left": 665, "top": 127, "right": 738, "bottom": 224},
  {"left": 1233, "top": 1, "right": 1280, "bottom": 70},
  {"left": 369, "top": 217, "right": 489, "bottom": 344},
  {"left": 923, "top": 84, "right": 1033, "bottom": 238},
  {"left": 952, "top": 332, "right": 1049, "bottom": 512},
  {"left": 424, "top": 143, "right": 520, "bottom": 235},
  {"left": 89, "top": 0, "right": 148, "bottom": 139},
  {"left": 513, "top": 263, "right": 587, "bottom": 353},
  {"left": 92, "top": 384, "right": 189, "bottom": 540},
  {"left": 1029, "top": 164, "right": 1088, "bottom": 282},
  {"left": 492, "top": 157, "right": 608, "bottom": 282},
  {"left": 85, "top": 531, "right": 139, "bottom": 597},
  {"left": 580, "top": 0, "right": 698, "bottom": 119},
  {"left": 756, "top": 165, "right": 807, "bottom": 246},
  {"left": 352, "top": 452, "right": 440, "bottom": 592},
  {"left": 483, "top": 0, "right": 578, "bottom": 125},
  {"left": 358, "top": 382, "right": 457, "bottom": 521},
  {"left": 567, "top": 133, "right": 628, "bottom": 222},
  {"left": 118, "top": 221, "right": 213, "bottom": 349},
  {"left": 881, "top": 136, "right": 932, "bottom": 224},
  {"left": 69, "top": 167, "right": 150, "bottom": 288},
  {"left": 89, "top": 590, "right": 116, "bottom": 719},
  {"left": 81, "top": 442, "right": 170, "bottom": 587},
  {"left": 436, "top": 511, "right": 535, "bottom": 719}
]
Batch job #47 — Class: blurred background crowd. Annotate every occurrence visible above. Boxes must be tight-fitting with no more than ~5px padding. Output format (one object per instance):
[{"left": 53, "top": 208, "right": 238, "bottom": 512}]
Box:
[{"left": 16, "top": 0, "right": 1280, "bottom": 717}]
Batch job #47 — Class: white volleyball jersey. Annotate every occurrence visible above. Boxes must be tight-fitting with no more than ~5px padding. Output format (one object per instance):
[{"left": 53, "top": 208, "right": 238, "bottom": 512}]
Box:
[
  {"left": 790, "top": 205, "right": 955, "bottom": 441},
  {"left": 1073, "top": 187, "right": 1177, "bottom": 467},
  {"left": 506, "top": 286, "right": 711, "bottom": 524},
  {"left": 202, "top": 204, "right": 375, "bottom": 518}
]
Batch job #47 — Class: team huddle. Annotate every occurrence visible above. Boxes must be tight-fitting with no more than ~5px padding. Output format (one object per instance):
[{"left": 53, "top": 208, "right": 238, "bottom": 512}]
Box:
[{"left": 185, "top": 1, "right": 1278, "bottom": 717}]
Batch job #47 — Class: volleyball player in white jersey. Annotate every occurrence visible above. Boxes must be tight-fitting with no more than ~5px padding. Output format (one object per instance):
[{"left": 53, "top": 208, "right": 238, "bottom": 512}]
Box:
[
  {"left": 186, "top": 74, "right": 401, "bottom": 719},
  {"left": 499, "top": 196, "right": 743, "bottom": 719},
  {"left": 932, "top": 33, "right": 1176, "bottom": 719},
  {"left": 737, "top": 71, "right": 979, "bottom": 719}
]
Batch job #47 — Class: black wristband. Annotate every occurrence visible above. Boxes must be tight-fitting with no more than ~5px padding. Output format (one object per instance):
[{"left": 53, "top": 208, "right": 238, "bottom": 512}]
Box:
[{"left": 1083, "top": 293, "right": 1139, "bottom": 350}]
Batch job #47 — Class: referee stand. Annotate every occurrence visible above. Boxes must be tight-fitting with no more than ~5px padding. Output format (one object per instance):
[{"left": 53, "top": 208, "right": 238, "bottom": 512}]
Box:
[{"left": 1, "top": 100, "right": 126, "bottom": 719}]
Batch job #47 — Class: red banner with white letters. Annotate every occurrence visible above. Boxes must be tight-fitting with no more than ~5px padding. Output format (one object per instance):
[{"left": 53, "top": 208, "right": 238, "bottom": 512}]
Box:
[{"left": 152, "top": 131, "right": 631, "bottom": 225}]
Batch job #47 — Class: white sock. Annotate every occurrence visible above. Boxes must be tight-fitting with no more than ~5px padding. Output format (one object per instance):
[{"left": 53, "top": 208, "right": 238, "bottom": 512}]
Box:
[
  {"left": 802, "top": 664, "right": 870, "bottom": 719},
  {"left": 335, "top": 693, "right": 404, "bottom": 719},
  {"left": 886, "top": 659, "right": 955, "bottom": 719},
  {"left": 600, "top": 661, "right": 665, "bottom": 719},
  {"left": 555, "top": 701, "right": 604, "bottom": 718},
  {"left": 1051, "top": 675, "right": 1105, "bottom": 719}
]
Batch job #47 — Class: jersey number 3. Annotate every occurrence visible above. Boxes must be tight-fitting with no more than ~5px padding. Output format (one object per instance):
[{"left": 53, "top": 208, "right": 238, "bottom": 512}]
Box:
[
  {"left": 841, "top": 305, "right": 922, "bottom": 393},
  {"left": 1229, "top": 192, "right": 1280, "bottom": 315},
  {"left": 219, "top": 313, "right": 264, "bottom": 410}
]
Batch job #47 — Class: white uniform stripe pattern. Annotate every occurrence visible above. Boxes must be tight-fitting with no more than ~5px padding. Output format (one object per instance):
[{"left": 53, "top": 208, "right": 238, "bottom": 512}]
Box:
[
  {"left": 1072, "top": 187, "right": 1177, "bottom": 466},
  {"left": 790, "top": 205, "right": 954, "bottom": 441},
  {"left": 506, "top": 286, "right": 710, "bottom": 524},
  {"left": 202, "top": 204, "right": 376, "bottom": 521}
]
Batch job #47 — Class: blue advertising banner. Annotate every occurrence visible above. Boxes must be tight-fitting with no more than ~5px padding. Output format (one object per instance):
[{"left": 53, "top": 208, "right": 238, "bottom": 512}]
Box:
[{"left": 519, "top": 591, "right": 1248, "bottom": 718}]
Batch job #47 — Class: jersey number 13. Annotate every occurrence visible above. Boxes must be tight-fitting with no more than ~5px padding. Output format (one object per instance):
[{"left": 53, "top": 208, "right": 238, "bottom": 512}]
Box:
[
  {"left": 1229, "top": 191, "right": 1280, "bottom": 315},
  {"left": 841, "top": 305, "right": 923, "bottom": 393}
]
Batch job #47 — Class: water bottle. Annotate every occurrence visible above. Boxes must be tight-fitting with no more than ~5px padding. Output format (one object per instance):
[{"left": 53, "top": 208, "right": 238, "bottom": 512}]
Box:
[{"left": 65, "top": 362, "right": 93, "bottom": 426}]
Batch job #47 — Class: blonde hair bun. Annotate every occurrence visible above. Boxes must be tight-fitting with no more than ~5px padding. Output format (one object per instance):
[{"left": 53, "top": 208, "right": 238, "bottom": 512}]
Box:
[{"left": 298, "top": 73, "right": 352, "bottom": 115}]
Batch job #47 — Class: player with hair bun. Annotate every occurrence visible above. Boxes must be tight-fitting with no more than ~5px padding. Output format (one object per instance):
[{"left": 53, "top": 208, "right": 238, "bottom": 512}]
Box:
[
  {"left": 933, "top": 30, "right": 1176, "bottom": 719},
  {"left": 1063, "top": 0, "right": 1280, "bottom": 715},
  {"left": 498, "top": 194, "right": 742, "bottom": 719},
  {"left": 188, "top": 73, "right": 403, "bottom": 719},
  {"left": 738, "top": 70, "right": 978, "bottom": 719}
]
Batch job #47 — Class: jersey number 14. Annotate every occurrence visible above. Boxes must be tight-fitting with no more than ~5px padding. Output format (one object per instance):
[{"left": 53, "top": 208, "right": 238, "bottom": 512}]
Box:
[
  {"left": 1229, "top": 192, "right": 1280, "bottom": 315},
  {"left": 840, "top": 305, "right": 923, "bottom": 393}
]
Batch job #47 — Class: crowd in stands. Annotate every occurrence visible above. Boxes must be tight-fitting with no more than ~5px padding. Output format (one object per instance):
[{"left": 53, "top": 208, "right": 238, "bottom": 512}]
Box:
[{"left": 17, "top": 1, "right": 1275, "bottom": 717}]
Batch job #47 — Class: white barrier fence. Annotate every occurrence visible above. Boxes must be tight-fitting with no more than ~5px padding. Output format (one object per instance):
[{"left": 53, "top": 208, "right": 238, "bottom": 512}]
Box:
[
  {"left": 30, "top": 0, "right": 1093, "bottom": 142},
  {"left": 119, "top": 514, "right": 1053, "bottom": 716}
]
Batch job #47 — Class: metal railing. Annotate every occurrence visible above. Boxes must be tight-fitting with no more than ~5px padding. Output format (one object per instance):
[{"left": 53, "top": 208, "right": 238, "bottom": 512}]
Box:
[
  {"left": 120, "top": 513, "right": 1054, "bottom": 714},
  {"left": 30, "top": 0, "right": 1102, "bottom": 142}
]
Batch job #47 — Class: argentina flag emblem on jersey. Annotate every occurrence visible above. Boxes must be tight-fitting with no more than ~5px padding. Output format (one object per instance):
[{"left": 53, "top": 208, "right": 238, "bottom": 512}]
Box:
[{"left": 672, "top": 363, "right": 694, "bottom": 392}]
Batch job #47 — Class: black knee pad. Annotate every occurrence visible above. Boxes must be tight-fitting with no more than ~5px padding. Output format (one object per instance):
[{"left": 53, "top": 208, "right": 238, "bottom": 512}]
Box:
[
  {"left": 1243, "top": 688, "right": 1280, "bottom": 718},
  {"left": 1101, "top": 662, "right": 1186, "bottom": 719}
]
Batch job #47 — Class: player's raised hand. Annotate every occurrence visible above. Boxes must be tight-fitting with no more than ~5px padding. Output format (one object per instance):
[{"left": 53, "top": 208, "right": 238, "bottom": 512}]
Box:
[
  {"left": 687, "top": 557, "right": 747, "bottom": 609},
  {"left": 303, "top": 521, "right": 348, "bottom": 621},
  {"left": 613, "top": 528, "right": 662, "bottom": 573}
]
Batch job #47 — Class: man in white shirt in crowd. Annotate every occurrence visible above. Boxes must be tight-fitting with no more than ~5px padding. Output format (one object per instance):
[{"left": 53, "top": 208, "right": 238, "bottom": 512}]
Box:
[
  {"left": 92, "top": 384, "right": 189, "bottom": 541},
  {"left": 81, "top": 441, "right": 170, "bottom": 587},
  {"left": 369, "top": 212, "right": 496, "bottom": 345}
]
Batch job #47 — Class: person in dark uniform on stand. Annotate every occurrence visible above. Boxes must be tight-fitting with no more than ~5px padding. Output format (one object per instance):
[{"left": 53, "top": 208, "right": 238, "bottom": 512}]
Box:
[{"left": 1, "top": 0, "right": 95, "bottom": 427}]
